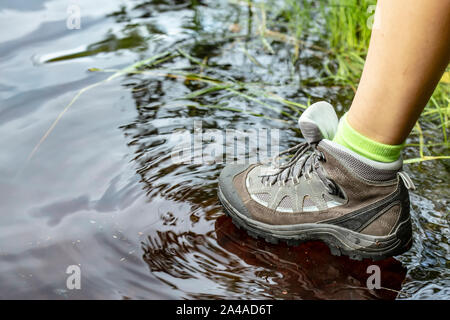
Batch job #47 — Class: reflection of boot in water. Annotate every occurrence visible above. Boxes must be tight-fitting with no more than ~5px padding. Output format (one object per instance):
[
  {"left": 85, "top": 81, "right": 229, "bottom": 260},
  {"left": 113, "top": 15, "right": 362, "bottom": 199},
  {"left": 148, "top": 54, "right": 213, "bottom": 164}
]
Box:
[{"left": 215, "top": 215, "right": 407, "bottom": 300}]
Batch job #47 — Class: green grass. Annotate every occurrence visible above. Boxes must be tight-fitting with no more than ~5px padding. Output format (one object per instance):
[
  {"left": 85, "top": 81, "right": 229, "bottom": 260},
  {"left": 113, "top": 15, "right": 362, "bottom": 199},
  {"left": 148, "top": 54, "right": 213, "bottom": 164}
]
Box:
[
  {"left": 323, "top": 0, "right": 375, "bottom": 53},
  {"left": 261, "top": 0, "right": 449, "bottom": 164}
]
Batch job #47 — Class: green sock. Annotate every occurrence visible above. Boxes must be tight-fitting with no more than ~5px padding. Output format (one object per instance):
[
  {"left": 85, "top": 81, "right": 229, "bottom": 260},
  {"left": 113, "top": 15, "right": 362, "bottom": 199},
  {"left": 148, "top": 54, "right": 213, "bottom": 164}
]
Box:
[{"left": 333, "top": 114, "right": 404, "bottom": 163}]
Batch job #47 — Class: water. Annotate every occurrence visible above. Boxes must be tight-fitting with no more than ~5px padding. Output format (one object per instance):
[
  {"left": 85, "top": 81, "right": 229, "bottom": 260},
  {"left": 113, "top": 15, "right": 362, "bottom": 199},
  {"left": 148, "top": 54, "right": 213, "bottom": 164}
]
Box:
[{"left": 0, "top": 0, "right": 448, "bottom": 300}]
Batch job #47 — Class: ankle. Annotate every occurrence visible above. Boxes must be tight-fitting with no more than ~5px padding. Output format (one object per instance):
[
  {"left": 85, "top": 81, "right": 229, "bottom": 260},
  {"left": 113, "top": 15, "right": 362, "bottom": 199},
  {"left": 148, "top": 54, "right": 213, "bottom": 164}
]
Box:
[{"left": 333, "top": 113, "right": 404, "bottom": 163}]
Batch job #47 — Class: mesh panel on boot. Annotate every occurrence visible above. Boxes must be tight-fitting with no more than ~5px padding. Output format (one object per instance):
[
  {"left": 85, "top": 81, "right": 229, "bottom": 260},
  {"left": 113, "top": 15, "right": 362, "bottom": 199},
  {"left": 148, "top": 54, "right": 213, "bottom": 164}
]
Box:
[
  {"left": 255, "top": 193, "right": 270, "bottom": 203},
  {"left": 277, "top": 196, "right": 293, "bottom": 210},
  {"left": 319, "top": 141, "right": 400, "bottom": 181},
  {"left": 302, "top": 196, "right": 316, "bottom": 208}
]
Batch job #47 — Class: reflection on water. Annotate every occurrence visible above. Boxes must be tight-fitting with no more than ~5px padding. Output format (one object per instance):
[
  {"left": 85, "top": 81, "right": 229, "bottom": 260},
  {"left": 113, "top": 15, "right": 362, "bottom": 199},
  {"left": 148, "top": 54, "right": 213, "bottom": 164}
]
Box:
[
  {"left": 142, "top": 216, "right": 407, "bottom": 299},
  {"left": 0, "top": 0, "right": 448, "bottom": 299}
]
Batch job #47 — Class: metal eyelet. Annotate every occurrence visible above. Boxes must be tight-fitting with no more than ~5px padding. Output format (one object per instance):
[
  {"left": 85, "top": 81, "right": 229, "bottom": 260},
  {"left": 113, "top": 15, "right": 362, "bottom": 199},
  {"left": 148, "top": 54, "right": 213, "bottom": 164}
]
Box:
[{"left": 320, "top": 152, "right": 326, "bottom": 162}]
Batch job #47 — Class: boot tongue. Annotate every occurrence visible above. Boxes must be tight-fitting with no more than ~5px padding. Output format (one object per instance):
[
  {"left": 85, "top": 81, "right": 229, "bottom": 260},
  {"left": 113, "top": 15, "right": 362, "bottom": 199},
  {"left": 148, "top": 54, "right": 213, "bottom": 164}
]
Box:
[{"left": 298, "top": 101, "right": 339, "bottom": 144}]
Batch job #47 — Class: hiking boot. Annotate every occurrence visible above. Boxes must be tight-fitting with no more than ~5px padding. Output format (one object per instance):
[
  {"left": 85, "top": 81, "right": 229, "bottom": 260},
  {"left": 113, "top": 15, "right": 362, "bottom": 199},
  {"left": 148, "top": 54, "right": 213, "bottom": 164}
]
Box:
[{"left": 218, "top": 101, "right": 414, "bottom": 260}]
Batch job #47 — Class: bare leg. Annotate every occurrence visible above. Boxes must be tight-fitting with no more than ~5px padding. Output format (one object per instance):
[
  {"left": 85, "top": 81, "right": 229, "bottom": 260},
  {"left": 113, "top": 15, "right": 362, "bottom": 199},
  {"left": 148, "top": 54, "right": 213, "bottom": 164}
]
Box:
[{"left": 347, "top": 0, "right": 450, "bottom": 145}]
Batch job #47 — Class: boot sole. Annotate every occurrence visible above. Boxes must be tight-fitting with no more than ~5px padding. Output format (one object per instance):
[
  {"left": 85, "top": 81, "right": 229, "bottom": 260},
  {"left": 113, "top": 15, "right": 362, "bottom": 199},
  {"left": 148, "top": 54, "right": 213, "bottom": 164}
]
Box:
[{"left": 218, "top": 187, "right": 412, "bottom": 261}]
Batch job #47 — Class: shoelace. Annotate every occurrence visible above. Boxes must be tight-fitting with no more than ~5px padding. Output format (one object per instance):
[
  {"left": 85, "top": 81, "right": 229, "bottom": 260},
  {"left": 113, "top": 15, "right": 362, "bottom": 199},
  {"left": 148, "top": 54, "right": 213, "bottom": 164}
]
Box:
[{"left": 260, "top": 142, "right": 338, "bottom": 194}]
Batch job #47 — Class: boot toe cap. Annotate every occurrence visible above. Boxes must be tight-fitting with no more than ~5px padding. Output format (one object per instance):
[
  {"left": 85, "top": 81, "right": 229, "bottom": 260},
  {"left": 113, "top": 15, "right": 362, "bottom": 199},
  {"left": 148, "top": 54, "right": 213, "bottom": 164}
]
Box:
[{"left": 218, "top": 164, "right": 251, "bottom": 218}]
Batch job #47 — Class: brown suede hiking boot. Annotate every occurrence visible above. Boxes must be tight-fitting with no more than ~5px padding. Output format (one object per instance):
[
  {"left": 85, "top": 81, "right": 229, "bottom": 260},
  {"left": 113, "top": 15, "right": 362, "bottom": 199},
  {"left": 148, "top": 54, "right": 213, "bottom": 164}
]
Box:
[{"left": 218, "top": 102, "right": 415, "bottom": 260}]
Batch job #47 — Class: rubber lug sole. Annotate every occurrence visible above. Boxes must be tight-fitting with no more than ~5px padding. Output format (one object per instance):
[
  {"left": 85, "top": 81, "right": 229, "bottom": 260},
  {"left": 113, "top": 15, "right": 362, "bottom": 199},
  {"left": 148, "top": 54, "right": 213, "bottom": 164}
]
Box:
[{"left": 218, "top": 188, "right": 412, "bottom": 261}]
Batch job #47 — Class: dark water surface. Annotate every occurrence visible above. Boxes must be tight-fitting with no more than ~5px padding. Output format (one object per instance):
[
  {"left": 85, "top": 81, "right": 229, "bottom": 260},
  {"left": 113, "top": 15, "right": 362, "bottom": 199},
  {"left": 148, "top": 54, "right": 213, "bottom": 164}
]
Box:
[{"left": 0, "top": 0, "right": 448, "bottom": 299}]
